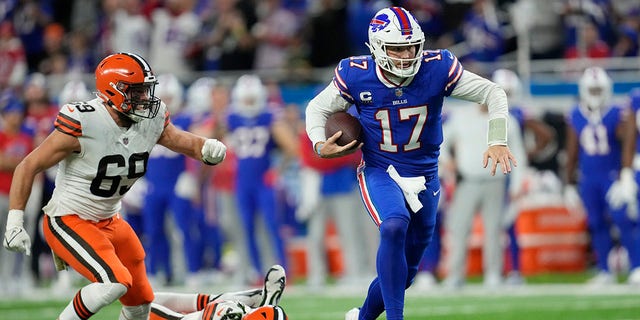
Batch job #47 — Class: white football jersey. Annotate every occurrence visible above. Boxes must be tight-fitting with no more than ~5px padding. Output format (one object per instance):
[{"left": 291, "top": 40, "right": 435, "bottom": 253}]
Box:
[{"left": 43, "top": 98, "right": 169, "bottom": 221}]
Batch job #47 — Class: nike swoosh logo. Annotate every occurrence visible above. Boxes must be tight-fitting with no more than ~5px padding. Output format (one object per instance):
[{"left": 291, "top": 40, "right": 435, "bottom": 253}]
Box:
[
  {"left": 338, "top": 63, "right": 343, "bottom": 70},
  {"left": 432, "top": 189, "right": 441, "bottom": 196},
  {"left": 66, "top": 105, "right": 75, "bottom": 112}
]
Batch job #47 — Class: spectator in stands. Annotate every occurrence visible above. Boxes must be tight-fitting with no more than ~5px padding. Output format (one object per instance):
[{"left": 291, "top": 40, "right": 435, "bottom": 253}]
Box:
[
  {"left": 441, "top": 102, "right": 527, "bottom": 289},
  {"left": 197, "top": 0, "right": 257, "bottom": 71},
  {"left": 37, "top": 23, "right": 66, "bottom": 75},
  {"left": 0, "top": 96, "right": 34, "bottom": 296},
  {"left": 612, "top": 25, "right": 639, "bottom": 57},
  {"left": 564, "top": 19, "right": 611, "bottom": 59},
  {"left": 66, "top": 30, "right": 94, "bottom": 75},
  {"left": 108, "top": 0, "right": 151, "bottom": 58},
  {"left": 10, "top": 0, "right": 53, "bottom": 73},
  {"left": 148, "top": 0, "right": 200, "bottom": 80},
  {"left": 0, "top": 21, "right": 27, "bottom": 91},
  {"left": 560, "top": 0, "right": 616, "bottom": 50},
  {"left": 304, "top": 0, "right": 349, "bottom": 68},
  {"left": 252, "top": 0, "right": 301, "bottom": 71}
]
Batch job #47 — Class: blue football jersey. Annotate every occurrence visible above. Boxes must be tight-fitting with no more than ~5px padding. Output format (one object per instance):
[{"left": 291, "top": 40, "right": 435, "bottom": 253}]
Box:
[
  {"left": 227, "top": 110, "right": 277, "bottom": 183},
  {"left": 568, "top": 105, "right": 623, "bottom": 178},
  {"left": 629, "top": 88, "right": 640, "bottom": 154},
  {"left": 333, "top": 49, "right": 463, "bottom": 176}
]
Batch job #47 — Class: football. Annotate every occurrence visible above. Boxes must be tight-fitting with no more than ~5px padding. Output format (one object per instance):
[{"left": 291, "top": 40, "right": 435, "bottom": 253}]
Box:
[{"left": 325, "top": 111, "right": 362, "bottom": 147}]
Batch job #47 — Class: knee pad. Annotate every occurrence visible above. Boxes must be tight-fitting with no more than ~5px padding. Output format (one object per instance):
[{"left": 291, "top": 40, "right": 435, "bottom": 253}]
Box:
[
  {"left": 120, "top": 303, "right": 150, "bottom": 320},
  {"left": 379, "top": 218, "right": 408, "bottom": 243}
]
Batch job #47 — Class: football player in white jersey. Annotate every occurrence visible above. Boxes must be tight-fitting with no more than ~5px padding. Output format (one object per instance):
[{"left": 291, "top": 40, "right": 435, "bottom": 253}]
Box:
[{"left": 3, "top": 52, "right": 227, "bottom": 320}]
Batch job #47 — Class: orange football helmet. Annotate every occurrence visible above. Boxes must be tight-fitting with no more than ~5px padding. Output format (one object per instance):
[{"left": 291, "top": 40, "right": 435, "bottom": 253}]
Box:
[
  {"left": 244, "top": 306, "right": 288, "bottom": 320},
  {"left": 95, "top": 52, "right": 160, "bottom": 122}
]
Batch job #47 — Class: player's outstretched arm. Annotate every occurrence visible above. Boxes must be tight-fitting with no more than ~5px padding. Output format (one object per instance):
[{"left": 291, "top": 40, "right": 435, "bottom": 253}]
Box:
[
  {"left": 158, "top": 122, "right": 226, "bottom": 165},
  {"left": 315, "top": 131, "right": 362, "bottom": 159}
]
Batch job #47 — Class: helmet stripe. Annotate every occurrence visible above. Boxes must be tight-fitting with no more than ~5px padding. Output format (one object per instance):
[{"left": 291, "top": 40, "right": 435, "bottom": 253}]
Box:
[
  {"left": 121, "top": 52, "right": 153, "bottom": 77},
  {"left": 391, "top": 7, "right": 412, "bottom": 36}
]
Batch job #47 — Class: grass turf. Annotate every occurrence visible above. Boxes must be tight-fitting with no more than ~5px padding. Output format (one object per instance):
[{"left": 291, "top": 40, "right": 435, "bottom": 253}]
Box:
[{"left": 2, "top": 281, "right": 639, "bottom": 320}]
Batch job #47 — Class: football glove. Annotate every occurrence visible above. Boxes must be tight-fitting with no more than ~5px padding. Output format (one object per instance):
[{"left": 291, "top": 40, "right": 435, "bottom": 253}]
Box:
[
  {"left": 3, "top": 209, "right": 31, "bottom": 256},
  {"left": 202, "top": 139, "right": 227, "bottom": 165},
  {"left": 606, "top": 168, "right": 638, "bottom": 210}
]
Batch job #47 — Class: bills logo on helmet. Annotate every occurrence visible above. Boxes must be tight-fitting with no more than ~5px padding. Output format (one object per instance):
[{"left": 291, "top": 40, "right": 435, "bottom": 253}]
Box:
[{"left": 370, "top": 14, "right": 390, "bottom": 32}]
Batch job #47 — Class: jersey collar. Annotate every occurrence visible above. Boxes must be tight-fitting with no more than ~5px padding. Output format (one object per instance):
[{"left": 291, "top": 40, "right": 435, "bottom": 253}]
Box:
[{"left": 376, "top": 65, "right": 414, "bottom": 88}]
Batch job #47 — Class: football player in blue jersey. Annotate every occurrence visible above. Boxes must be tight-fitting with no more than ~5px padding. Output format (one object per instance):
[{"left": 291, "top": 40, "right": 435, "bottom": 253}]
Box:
[
  {"left": 141, "top": 73, "right": 203, "bottom": 286},
  {"left": 305, "top": 6, "right": 516, "bottom": 320},
  {"left": 564, "top": 67, "right": 640, "bottom": 285},
  {"left": 619, "top": 87, "right": 640, "bottom": 284},
  {"left": 226, "top": 75, "right": 298, "bottom": 282}
]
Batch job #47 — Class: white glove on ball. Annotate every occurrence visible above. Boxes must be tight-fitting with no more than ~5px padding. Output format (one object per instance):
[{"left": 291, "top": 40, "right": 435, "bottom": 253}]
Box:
[
  {"left": 201, "top": 139, "right": 227, "bottom": 165},
  {"left": 3, "top": 209, "right": 31, "bottom": 256}
]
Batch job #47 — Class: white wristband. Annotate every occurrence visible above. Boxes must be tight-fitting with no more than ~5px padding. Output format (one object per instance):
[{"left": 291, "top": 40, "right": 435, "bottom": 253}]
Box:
[{"left": 6, "top": 209, "right": 25, "bottom": 229}]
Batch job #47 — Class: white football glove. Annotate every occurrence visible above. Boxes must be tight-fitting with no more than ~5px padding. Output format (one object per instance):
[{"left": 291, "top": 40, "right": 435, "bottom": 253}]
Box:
[
  {"left": 563, "top": 184, "right": 583, "bottom": 216},
  {"left": 606, "top": 168, "right": 638, "bottom": 208},
  {"left": 3, "top": 209, "right": 31, "bottom": 256},
  {"left": 202, "top": 139, "right": 227, "bottom": 165}
]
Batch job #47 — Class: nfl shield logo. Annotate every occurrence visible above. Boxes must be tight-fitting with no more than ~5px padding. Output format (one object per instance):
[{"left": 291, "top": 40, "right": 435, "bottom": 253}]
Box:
[
  {"left": 123, "top": 137, "right": 129, "bottom": 145},
  {"left": 395, "top": 88, "right": 403, "bottom": 97}
]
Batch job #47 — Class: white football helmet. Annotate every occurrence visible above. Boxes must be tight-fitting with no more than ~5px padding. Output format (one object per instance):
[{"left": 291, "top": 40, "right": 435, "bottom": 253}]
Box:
[
  {"left": 58, "top": 79, "right": 92, "bottom": 106},
  {"left": 579, "top": 67, "right": 612, "bottom": 112},
  {"left": 186, "top": 77, "right": 216, "bottom": 115},
  {"left": 231, "top": 74, "right": 267, "bottom": 117},
  {"left": 156, "top": 73, "right": 184, "bottom": 114},
  {"left": 491, "top": 69, "right": 522, "bottom": 102},
  {"left": 366, "top": 6, "right": 425, "bottom": 78}
]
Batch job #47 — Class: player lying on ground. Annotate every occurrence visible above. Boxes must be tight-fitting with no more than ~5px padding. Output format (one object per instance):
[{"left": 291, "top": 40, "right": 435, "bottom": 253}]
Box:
[{"left": 149, "top": 265, "right": 287, "bottom": 320}]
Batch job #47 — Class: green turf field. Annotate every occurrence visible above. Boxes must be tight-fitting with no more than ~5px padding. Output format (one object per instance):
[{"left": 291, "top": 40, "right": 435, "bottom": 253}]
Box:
[{"left": 2, "top": 283, "right": 639, "bottom": 320}]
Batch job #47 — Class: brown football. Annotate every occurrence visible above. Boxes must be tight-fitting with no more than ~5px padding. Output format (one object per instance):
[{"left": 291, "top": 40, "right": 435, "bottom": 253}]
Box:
[{"left": 325, "top": 111, "right": 362, "bottom": 147}]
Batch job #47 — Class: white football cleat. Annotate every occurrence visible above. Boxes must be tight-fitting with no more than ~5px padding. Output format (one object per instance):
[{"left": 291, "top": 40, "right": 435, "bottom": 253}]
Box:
[
  {"left": 587, "top": 271, "right": 614, "bottom": 286},
  {"left": 345, "top": 308, "right": 360, "bottom": 320},
  {"left": 627, "top": 267, "right": 640, "bottom": 285},
  {"left": 260, "top": 265, "right": 286, "bottom": 306}
]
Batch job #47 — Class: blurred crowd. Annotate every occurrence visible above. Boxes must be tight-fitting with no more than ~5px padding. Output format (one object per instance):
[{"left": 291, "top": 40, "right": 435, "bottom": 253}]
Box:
[
  {"left": 1, "top": 0, "right": 640, "bottom": 87},
  {"left": 2, "top": 0, "right": 640, "bottom": 298}
]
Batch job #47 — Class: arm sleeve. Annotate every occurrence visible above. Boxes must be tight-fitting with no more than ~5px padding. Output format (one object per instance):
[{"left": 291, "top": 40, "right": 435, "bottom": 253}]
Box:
[
  {"left": 305, "top": 82, "right": 352, "bottom": 146},
  {"left": 450, "top": 71, "right": 509, "bottom": 145}
]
